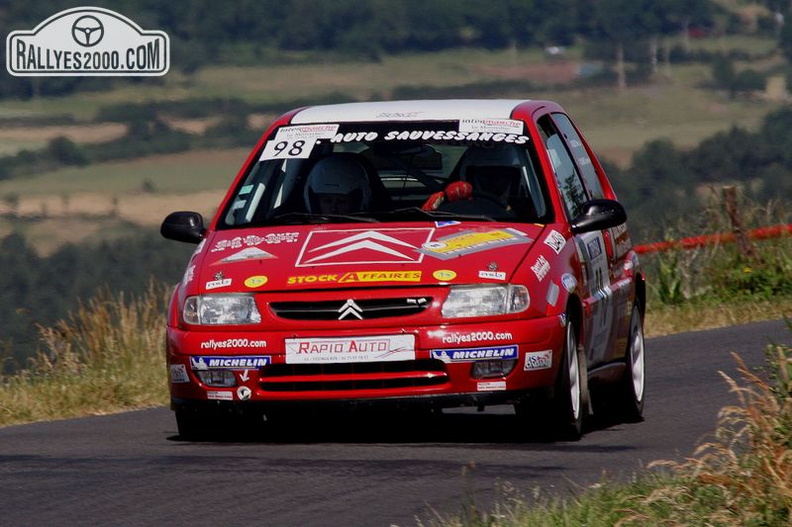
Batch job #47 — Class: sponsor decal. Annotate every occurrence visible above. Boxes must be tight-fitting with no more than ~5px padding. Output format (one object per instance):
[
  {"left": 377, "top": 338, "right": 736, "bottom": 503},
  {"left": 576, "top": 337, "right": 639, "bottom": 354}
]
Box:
[
  {"left": 205, "top": 271, "right": 231, "bottom": 290},
  {"left": 244, "top": 275, "right": 268, "bottom": 288},
  {"left": 477, "top": 381, "right": 507, "bottom": 391},
  {"left": 543, "top": 229, "right": 566, "bottom": 254},
  {"left": 190, "top": 355, "right": 270, "bottom": 370},
  {"left": 439, "top": 330, "right": 513, "bottom": 345},
  {"left": 329, "top": 129, "right": 530, "bottom": 144},
  {"left": 217, "top": 247, "right": 275, "bottom": 264},
  {"left": 459, "top": 118, "right": 524, "bottom": 134},
  {"left": 182, "top": 264, "right": 196, "bottom": 285},
  {"left": 561, "top": 273, "right": 578, "bottom": 292},
  {"left": 169, "top": 364, "right": 189, "bottom": 383},
  {"left": 284, "top": 334, "right": 416, "bottom": 364},
  {"left": 478, "top": 270, "right": 506, "bottom": 280},
  {"left": 210, "top": 232, "right": 299, "bottom": 253},
  {"left": 6, "top": 7, "right": 169, "bottom": 77},
  {"left": 207, "top": 391, "right": 233, "bottom": 401},
  {"left": 287, "top": 271, "right": 422, "bottom": 285},
  {"left": 433, "top": 269, "right": 457, "bottom": 281},
  {"left": 431, "top": 345, "right": 518, "bottom": 363},
  {"left": 296, "top": 228, "right": 432, "bottom": 266},
  {"left": 531, "top": 255, "right": 550, "bottom": 281},
  {"left": 421, "top": 228, "right": 531, "bottom": 260},
  {"left": 587, "top": 237, "right": 603, "bottom": 260},
  {"left": 435, "top": 221, "right": 461, "bottom": 227},
  {"left": 237, "top": 386, "right": 252, "bottom": 401},
  {"left": 260, "top": 124, "right": 339, "bottom": 161},
  {"left": 524, "top": 350, "right": 553, "bottom": 371},
  {"left": 199, "top": 338, "right": 268, "bottom": 351},
  {"left": 546, "top": 282, "right": 560, "bottom": 307}
]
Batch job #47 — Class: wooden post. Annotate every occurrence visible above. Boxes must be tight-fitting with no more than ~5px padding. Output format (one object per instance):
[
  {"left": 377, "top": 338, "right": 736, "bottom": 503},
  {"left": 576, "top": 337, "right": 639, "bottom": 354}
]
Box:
[{"left": 722, "top": 186, "right": 758, "bottom": 261}]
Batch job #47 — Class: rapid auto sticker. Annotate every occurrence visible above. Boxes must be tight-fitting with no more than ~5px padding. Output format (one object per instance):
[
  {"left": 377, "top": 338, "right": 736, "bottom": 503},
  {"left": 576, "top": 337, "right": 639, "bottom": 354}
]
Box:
[
  {"left": 420, "top": 228, "right": 531, "bottom": 260},
  {"left": 431, "top": 345, "right": 518, "bottom": 362},
  {"left": 296, "top": 228, "right": 433, "bottom": 266},
  {"left": 190, "top": 356, "right": 271, "bottom": 370},
  {"left": 285, "top": 334, "right": 416, "bottom": 364}
]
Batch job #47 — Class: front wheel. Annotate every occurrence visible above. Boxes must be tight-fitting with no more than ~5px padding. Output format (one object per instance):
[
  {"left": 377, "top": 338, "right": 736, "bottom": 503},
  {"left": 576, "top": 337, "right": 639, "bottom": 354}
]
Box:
[{"left": 555, "top": 320, "right": 588, "bottom": 440}]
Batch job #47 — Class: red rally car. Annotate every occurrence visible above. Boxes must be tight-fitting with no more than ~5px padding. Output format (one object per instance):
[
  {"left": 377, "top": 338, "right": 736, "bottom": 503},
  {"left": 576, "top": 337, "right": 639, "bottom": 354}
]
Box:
[{"left": 161, "top": 99, "right": 646, "bottom": 440}]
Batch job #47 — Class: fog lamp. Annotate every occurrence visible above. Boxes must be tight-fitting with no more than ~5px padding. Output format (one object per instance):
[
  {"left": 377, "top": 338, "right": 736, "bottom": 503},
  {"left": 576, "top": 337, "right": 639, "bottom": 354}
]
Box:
[
  {"left": 196, "top": 369, "right": 237, "bottom": 387},
  {"left": 471, "top": 359, "right": 518, "bottom": 379}
]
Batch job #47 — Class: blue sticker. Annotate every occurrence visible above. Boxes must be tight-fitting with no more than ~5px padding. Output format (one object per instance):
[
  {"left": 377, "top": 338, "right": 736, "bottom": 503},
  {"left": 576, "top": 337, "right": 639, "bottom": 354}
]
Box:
[{"left": 431, "top": 345, "right": 518, "bottom": 362}]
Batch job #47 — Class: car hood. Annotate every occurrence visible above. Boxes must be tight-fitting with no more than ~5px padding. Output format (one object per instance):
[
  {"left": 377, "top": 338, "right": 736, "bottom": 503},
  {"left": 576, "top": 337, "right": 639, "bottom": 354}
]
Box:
[{"left": 189, "top": 222, "right": 547, "bottom": 293}]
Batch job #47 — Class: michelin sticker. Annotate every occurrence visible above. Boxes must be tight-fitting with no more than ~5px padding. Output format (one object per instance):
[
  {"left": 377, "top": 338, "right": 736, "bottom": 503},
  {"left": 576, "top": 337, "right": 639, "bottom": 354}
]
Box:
[
  {"left": 190, "top": 356, "right": 271, "bottom": 370},
  {"left": 431, "top": 345, "right": 518, "bottom": 363}
]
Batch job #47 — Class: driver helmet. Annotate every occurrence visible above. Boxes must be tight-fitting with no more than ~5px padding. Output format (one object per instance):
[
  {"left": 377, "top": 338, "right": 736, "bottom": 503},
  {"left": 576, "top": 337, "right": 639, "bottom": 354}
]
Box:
[{"left": 304, "top": 155, "right": 372, "bottom": 213}]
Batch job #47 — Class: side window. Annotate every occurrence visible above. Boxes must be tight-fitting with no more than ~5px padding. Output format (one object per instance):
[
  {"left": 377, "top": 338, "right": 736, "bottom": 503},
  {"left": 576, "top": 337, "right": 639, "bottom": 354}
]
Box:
[
  {"left": 538, "top": 115, "right": 587, "bottom": 219},
  {"left": 552, "top": 113, "right": 604, "bottom": 199}
]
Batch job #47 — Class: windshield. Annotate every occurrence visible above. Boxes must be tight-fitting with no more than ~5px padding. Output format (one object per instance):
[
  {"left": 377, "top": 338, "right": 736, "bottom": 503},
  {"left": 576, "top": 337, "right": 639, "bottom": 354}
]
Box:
[{"left": 220, "top": 120, "right": 551, "bottom": 228}]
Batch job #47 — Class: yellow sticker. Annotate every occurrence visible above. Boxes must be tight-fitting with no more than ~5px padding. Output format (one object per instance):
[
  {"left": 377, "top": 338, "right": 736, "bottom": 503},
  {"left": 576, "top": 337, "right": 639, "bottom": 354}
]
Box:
[
  {"left": 244, "top": 275, "right": 268, "bottom": 288},
  {"left": 433, "top": 269, "right": 457, "bottom": 281},
  {"left": 339, "top": 271, "right": 421, "bottom": 283}
]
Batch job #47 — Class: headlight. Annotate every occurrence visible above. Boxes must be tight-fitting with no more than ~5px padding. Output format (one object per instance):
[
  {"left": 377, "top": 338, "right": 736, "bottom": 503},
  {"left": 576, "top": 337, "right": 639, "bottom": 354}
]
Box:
[
  {"left": 183, "top": 294, "right": 262, "bottom": 325},
  {"left": 441, "top": 285, "right": 530, "bottom": 318}
]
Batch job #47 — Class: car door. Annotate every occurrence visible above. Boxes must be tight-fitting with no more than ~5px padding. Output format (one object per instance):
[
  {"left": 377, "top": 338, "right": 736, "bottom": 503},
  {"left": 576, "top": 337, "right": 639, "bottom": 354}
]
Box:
[{"left": 535, "top": 113, "right": 620, "bottom": 367}]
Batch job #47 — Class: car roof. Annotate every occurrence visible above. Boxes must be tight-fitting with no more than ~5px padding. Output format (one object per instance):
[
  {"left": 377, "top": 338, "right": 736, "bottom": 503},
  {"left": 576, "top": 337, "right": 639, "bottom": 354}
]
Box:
[{"left": 290, "top": 99, "right": 550, "bottom": 124}]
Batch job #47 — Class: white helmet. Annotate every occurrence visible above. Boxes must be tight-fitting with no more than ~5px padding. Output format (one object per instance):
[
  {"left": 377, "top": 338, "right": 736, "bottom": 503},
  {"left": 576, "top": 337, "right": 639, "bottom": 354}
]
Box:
[{"left": 304, "top": 155, "right": 372, "bottom": 213}]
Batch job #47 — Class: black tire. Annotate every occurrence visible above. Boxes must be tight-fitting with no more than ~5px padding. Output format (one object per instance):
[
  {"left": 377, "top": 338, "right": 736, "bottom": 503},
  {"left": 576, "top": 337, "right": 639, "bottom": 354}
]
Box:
[
  {"left": 619, "top": 305, "right": 646, "bottom": 422},
  {"left": 553, "top": 320, "right": 588, "bottom": 440}
]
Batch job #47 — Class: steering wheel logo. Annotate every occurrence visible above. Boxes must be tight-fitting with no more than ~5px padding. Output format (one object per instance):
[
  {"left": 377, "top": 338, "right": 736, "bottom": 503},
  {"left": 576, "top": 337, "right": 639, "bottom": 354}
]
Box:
[{"left": 71, "top": 15, "right": 104, "bottom": 47}]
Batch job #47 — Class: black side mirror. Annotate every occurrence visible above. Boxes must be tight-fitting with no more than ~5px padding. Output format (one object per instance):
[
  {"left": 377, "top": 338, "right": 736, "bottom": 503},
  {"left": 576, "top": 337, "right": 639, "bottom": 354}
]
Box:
[
  {"left": 570, "top": 199, "right": 627, "bottom": 234},
  {"left": 161, "top": 211, "right": 205, "bottom": 244}
]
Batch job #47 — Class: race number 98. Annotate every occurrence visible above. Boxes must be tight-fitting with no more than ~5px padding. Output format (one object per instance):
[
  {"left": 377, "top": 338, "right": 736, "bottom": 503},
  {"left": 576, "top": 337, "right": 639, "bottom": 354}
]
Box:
[{"left": 260, "top": 138, "right": 315, "bottom": 160}]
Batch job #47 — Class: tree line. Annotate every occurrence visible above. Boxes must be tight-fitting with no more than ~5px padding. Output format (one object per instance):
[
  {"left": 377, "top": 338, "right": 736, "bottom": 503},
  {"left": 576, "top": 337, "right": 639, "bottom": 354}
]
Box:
[{"left": 0, "top": 0, "right": 772, "bottom": 98}]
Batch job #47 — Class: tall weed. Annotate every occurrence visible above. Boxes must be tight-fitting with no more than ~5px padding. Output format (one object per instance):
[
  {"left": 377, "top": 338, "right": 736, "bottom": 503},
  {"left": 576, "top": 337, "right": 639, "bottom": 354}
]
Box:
[{"left": 0, "top": 282, "right": 170, "bottom": 426}]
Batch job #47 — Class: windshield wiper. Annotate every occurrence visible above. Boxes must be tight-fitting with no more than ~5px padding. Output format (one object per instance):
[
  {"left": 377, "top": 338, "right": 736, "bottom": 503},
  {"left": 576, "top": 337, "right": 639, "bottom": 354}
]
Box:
[
  {"left": 265, "top": 212, "right": 379, "bottom": 225},
  {"left": 377, "top": 207, "right": 497, "bottom": 222}
]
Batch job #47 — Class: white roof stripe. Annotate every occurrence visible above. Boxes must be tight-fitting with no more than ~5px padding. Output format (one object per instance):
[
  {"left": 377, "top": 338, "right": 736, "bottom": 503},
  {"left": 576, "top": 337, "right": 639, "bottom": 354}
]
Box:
[{"left": 290, "top": 99, "right": 530, "bottom": 124}]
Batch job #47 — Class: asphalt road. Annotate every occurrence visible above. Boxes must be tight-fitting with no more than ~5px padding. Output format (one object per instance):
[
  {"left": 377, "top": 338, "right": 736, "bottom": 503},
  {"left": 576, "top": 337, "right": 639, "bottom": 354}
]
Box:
[{"left": 0, "top": 319, "right": 788, "bottom": 527}]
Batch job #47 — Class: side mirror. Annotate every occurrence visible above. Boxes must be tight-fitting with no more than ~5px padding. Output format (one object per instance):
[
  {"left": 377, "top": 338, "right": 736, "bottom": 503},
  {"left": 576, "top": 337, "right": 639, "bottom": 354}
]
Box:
[
  {"left": 161, "top": 211, "right": 205, "bottom": 244},
  {"left": 570, "top": 199, "right": 627, "bottom": 234}
]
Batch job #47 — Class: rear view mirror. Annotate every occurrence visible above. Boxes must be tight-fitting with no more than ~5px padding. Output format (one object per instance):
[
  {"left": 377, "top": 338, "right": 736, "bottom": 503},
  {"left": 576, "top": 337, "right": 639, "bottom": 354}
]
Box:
[
  {"left": 161, "top": 211, "right": 205, "bottom": 244},
  {"left": 570, "top": 199, "right": 626, "bottom": 234}
]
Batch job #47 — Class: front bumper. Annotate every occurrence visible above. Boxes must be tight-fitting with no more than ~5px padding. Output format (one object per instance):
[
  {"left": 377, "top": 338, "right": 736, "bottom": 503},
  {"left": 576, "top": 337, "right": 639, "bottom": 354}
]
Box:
[{"left": 166, "top": 315, "right": 566, "bottom": 410}]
